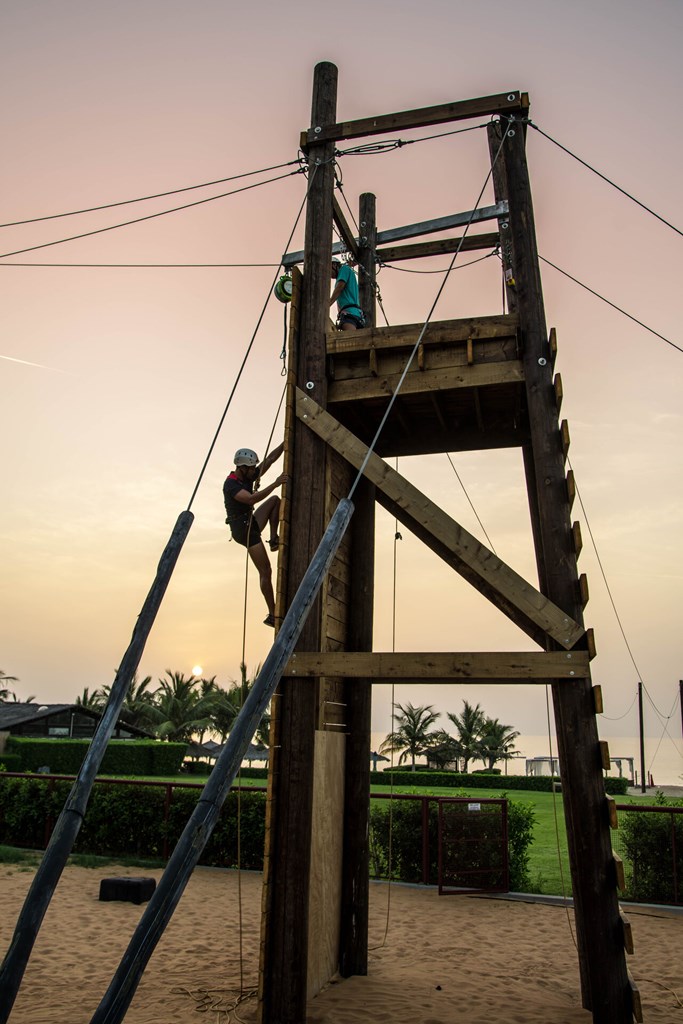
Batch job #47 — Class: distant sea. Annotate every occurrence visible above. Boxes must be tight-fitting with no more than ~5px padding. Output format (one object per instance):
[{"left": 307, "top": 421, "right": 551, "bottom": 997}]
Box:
[{"left": 370, "top": 732, "right": 683, "bottom": 788}]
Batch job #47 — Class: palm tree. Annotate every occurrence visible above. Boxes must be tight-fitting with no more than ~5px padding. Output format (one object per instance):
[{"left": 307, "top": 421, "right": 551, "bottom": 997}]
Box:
[
  {"left": 152, "top": 670, "right": 216, "bottom": 743},
  {"left": 447, "top": 700, "right": 487, "bottom": 772},
  {"left": 424, "top": 729, "right": 463, "bottom": 771},
  {"left": 210, "top": 664, "right": 270, "bottom": 746},
  {"left": 0, "top": 670, "right": 18, "bottom": 702},
  {"left": 96, "top": 674, "right": 160, "bottom": 733},
  {"left": 379, "top": 702, "right": 440, "bottom": 771},
  {"left": 75, "top": 687, "right": 104, "bottom": 710},
  {"left": 479, "top": 717, "right": 521, "bottom": 772}
]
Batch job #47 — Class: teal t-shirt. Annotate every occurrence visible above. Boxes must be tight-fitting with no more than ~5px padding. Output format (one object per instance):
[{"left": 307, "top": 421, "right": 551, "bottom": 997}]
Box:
[{"left": 337, "top": 264, "right": 361, "bottom": 314}]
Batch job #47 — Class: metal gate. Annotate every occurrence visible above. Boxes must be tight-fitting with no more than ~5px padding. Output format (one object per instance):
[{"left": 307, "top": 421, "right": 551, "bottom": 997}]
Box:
[{"left": 438, "top": 797, "right": 509, "bottom": 895}]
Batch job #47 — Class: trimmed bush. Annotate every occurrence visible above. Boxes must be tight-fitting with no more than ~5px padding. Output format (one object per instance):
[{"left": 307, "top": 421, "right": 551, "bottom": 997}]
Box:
[
  {"left": 619, "top": 796, "right": 683, "bottom": 904},
  {"left": 6, "top": 737, "right": 186, "bottom": 777},
  {"left": 0, "top": 776, "right": 267, "bottom": 868},
  {"left": 373, "top": 769, "right": 628, "bottom": 795},
  {"left": 0, "top": 754, "right": 22, "bottom": 772}
]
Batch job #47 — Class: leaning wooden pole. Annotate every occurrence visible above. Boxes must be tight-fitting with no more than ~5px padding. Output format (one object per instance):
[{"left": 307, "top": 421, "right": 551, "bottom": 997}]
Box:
[
  {"left": 488, "top": 119, "right": 631, "bottom": 1023},
  {"left": 90, "top": 499, "right": 354, "bottom": 1024},
  {"left": 260, "top": 60, "right": 338, "bottom": 1024},
  {"left": 0, "top": 511, "right": 194, "bottom": 1024}
]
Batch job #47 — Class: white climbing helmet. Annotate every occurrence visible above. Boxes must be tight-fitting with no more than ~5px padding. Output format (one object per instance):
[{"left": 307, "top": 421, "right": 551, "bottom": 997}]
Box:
[{"left": 234, "top": 448, "right": 259, "bottom": 467}]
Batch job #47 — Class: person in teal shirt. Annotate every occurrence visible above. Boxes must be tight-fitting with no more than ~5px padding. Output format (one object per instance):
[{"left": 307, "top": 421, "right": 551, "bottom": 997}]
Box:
[{"left": 330, "top": 256, "right": 365, "bottom": 330}]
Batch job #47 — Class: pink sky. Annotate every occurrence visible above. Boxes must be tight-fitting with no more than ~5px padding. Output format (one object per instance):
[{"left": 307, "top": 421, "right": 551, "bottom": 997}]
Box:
[{"left": 1, "top": 1, "right": 681, "bottom": 777}]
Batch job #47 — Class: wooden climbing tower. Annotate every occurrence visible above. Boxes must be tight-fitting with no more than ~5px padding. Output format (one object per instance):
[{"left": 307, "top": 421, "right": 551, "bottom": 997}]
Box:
[{"left": 258, "top": 63, "right": 638, "bottom": 1024}]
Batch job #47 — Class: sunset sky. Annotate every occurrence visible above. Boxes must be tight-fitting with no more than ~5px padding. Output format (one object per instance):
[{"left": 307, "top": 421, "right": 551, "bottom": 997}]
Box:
[{"left": 1, "top": 1, "right": 681, "bottom": 774}]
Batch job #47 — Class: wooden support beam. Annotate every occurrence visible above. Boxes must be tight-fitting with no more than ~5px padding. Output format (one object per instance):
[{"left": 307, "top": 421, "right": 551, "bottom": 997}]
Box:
[
  {"left": 488, "top": 118, "right": 631, "bottom": 1022},
  {"left": 377, "top": 232, "right": 499, "bottom": 263},
  {"left": 285, "top": 650, "right": 590, "bottom": 682},
  {"left": 260, "top": 60, "right": 338, "bottom": 1024},
  {"left": 301, "top": 91, "right": 525, "bottom": 146},
  {"left": 358, "top": 193, "right": 377, "bottom": 328},
  {"left": 333, "top": 197, "right": 359, "bottom": 259},
  {"left": 328, "top": 360, "right": 524, "bottom": 404},
  {"left": 326, "top": 313, "right": 519, "bottom": 355},
  {"left": 296, "top": 389, "right": 584, "bottom": 650}
]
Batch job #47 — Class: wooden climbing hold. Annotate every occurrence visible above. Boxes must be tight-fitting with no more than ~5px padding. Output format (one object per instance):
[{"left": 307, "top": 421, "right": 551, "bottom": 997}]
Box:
[
  {"left": 554, "top": 372, "right": 563, "bottom": 413},
  {"left": 620, "top": 910, "right": 634, "bottom": 955},
  {"left": 600, "top": 739, "right": 611, "bottom": 771},
  {"left": 606, "top": 795, "right": 618, "bottom": 829},
  {"left": 628, "top": 971, "right": 643, "bottom": 1022},
  {"left": 578, "top": 572, "right": 589, "bottom": 607},
  {"left": 572, "top": 521, "right": 583, "bottom": 557},
  {"left": 612, "top": 851, "right": 626, "bottom": 891},
  {"left": 592, "top": 684, "right": 604, "bottom": 714}
]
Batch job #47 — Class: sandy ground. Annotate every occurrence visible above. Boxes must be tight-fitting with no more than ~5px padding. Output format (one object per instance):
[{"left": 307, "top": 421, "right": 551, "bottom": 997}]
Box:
[{"left": 1, "top": 863, "right": 682, "bottom": 1024}]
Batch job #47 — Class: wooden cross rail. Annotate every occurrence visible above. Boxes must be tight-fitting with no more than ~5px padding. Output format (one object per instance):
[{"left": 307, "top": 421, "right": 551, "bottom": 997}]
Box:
[
  {"left": 328, "top": 361, "right": 524, "bottom": 404},
  {"left": 295, "top": 389, "right": 585, "bottom": 650},
  {"left": 326, "top": 314, "right": 519, "bottom": 355},
  {"left": 300, "top": 91, "right": 527, "bottom": 147},
  {"left": 282, "top": 204, "right": 509, "bottom": 266},
  {"left": 284, "top": 651, "right": 590, "bottom": 683},
  {"left": 377, "top": 231, "right": 499, "bottom": 263}
]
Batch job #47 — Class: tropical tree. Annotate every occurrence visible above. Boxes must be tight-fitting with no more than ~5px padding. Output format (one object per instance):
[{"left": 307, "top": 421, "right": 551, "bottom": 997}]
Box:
[
  {"left": 75, "top": 687, "right": 105, "bottom": 710},
  {"left": 0, "top": 670, "right": 18, "bottom": 702},
  {"left": 424, "top": 729, "right": 463, "bottom": 771},
  {"left": 379, "top": 702, "right": 440, "bottom": 771},
  {"left": 211, "top": 664, "right": 270, "bottom": 747},
  {"left": 96, "top": 674, "right": 159, "bottom": 733},
  {"left": 446, "top": 700, "right": 487, "bottom": 772},
  {"left": 152, "top": 670, "right": 216, "bottom": 743},
  {"left": 479, "top": 717, "right": 521, "bottom": 771}
]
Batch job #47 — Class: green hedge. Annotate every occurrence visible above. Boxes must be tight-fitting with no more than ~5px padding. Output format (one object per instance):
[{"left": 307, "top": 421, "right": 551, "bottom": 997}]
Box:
[
  {"left": 372, "top": 770, "right": 629, "bottom": 795},
  {"left": 619, "top": 797, "right": 683, "bottom": 904},
  {"left": 6, "top": 737, "right": 186, "bottom": 777},
  {"left": 0, "top": 754, "right": 22, "bottom": 772},
  {"left": 0, "top": 777, "right": 266, "bottom": 868}
]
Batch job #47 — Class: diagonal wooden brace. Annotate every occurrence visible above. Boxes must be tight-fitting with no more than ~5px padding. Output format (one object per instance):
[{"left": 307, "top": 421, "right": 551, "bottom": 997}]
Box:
[{"left": 295, "top": 388, "right": 584, "bottom": 650}]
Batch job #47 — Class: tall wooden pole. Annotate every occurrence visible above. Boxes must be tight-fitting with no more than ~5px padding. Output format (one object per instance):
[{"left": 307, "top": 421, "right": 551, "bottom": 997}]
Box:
[
  {"left": 638, "top": 681, "right": 646, "bottom": 793},
  {"left": 487, "top": 119, "right": 631, "bottom": 1023},
  {"left": 260, "top": 61, "right": 338, "bottom": 1024},
  {"left": 358, "top": 192, "right": 377, "bottom": 328},
  {"left": 339, "top": 192, "right": 377, "bottom": 977}
]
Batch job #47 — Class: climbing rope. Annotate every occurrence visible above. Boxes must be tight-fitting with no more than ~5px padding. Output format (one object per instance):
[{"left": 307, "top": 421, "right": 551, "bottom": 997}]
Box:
[{"left": 185, "top": 163, "right": 320, "bottom": 513}]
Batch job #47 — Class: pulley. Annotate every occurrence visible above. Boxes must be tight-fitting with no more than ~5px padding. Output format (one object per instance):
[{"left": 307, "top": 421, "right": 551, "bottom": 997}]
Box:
[{"left": 274, "top": 274, "right": 293, "bottom": 303}]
